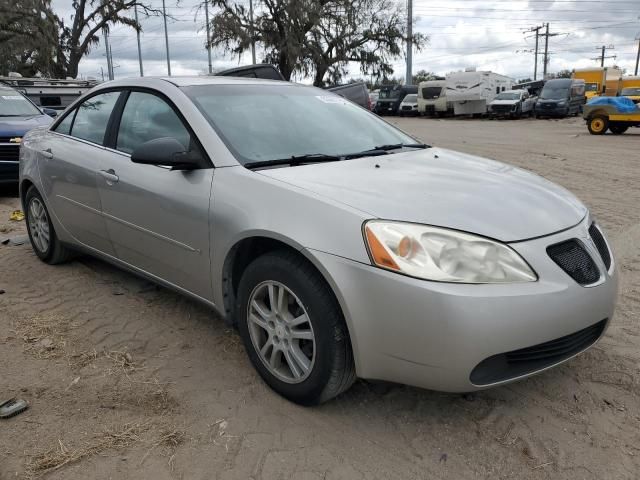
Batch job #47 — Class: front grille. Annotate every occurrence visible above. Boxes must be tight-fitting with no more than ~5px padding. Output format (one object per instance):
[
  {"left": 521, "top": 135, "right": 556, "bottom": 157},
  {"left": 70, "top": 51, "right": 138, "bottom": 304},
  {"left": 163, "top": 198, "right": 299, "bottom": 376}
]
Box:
[
  {"left": 401, "top": 105, "right": 412, "bottom": 111},
  {"left": 0, "top": 145, "right": 19, "bottom": 161},
  {"left": 470, "top": 319, "right": 607, "bottom": 385},
  {"left": 589, "top": 223, "right": 611, "bottom": 270},
  {"left": 547, "top": 240, "right": 600, "bottom": 285},
  {"left": 492, "top": 104, "right": 513, "bottom": 113}
]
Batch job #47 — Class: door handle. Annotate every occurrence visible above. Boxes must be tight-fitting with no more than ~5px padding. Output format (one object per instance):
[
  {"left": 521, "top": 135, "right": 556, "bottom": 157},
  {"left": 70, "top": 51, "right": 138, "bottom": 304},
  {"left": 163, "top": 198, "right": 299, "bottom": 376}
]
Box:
[
  {"left": 99, "top": 169, "right": 119, "bottom": 184},
  {"left": 41, "top": 148, "right": 53, "bottom": 160}
]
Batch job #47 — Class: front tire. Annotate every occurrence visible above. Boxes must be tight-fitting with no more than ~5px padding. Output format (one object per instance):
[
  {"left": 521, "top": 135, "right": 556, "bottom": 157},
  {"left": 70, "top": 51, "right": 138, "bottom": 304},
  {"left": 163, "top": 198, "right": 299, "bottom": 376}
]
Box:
[
  {"left": 236, "top": 250, "right": 355, "bottom": 405},
  {"left": 587, "top": 115, "right": 609, "bottom": 135},
  {"left": 24, "top": 187, "right": 74, "bottom": 264}
]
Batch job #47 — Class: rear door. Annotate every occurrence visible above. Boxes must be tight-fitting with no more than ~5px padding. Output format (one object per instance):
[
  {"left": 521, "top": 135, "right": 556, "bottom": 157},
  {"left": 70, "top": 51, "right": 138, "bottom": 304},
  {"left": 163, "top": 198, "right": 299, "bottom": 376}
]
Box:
[
  {"left": 39, "top": 90, "right": 122, "bottom": 255},
  {"left": 96, "top": 90, "right": 214, "bottom": 300}
]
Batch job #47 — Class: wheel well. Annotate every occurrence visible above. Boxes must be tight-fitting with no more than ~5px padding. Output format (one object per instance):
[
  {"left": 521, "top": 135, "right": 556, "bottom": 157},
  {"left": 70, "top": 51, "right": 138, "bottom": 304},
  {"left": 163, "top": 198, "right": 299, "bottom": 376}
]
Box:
[
  {"left": 20, "top": 179, "right": 35, "bottom": 209},
  {"left": 221, "top": 237, "right": 314, "bottom": 326}
]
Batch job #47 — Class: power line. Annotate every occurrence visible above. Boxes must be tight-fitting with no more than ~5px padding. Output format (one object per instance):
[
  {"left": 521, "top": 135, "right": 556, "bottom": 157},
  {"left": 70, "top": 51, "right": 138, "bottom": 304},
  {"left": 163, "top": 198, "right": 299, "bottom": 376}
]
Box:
[{"left": 591, "top": 45, "right": 616, "bottom": 66}]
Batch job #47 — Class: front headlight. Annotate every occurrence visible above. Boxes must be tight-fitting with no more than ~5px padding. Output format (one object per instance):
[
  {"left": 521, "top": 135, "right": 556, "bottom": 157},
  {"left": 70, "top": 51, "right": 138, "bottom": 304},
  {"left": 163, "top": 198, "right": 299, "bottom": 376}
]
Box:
[
  {"left": 557, "top": 101, "right": 566, "bottom": 106},
  {"left": 363, "top": 221, "right": 537, "bottom": 283}
]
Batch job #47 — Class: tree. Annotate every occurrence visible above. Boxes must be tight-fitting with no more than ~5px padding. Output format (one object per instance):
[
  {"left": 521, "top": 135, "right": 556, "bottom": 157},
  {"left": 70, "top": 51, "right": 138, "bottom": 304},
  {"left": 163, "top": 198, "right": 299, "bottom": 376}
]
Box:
[
  {"left": 1, "top": 0, "right": 161, "bottom": 78},
  {"left": 54, "top": 0, "right": 162, "bottom": 78},
  {"left": 0, "top": 0, "right": 59, "bottom": 76},
  {"left": 412, "top": 70, "right": 439, "bottom": 84},
  {"left": 208, "top": 0, "right": 428, "bottom": 86},
  {"left": 517, "top": 77, "right": 532, "bottom": 84},
  {"left": 553, "top": 69, "right": 572, "bottom": 79}
]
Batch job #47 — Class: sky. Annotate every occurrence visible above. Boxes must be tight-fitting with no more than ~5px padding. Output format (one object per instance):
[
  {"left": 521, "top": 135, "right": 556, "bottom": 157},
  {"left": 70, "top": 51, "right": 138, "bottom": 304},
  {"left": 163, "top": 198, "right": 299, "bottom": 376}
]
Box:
[{"left": 51, "top": 0, "right": 640, "bottom": 83}]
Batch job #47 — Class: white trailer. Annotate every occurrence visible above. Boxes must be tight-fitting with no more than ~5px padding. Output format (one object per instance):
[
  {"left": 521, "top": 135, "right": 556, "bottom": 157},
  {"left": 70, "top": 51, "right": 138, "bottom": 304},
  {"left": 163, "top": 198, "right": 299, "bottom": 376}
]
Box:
[{"left": 445, "top": 70, "right": 513, "bottom": 115}]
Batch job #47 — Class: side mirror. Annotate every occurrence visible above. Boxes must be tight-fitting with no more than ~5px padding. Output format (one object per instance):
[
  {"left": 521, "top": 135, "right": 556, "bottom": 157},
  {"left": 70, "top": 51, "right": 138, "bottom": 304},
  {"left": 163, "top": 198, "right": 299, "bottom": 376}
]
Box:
[
  {"left": 43, "top": 108, "right": 58, "bottom": 117},
  {"left": 131, "top": 137, "right": 198, "bottom": 170}
]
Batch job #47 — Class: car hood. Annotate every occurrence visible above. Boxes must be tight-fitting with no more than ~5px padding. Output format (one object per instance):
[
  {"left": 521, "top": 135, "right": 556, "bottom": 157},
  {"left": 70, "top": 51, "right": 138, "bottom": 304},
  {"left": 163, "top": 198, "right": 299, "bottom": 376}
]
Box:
[
  {"left": 258, "top": 148, "right": 587, "bottom": 242},
  {"left": 490, "top": 99, "right": 519, "bottom": 106},
  {"left": 0, "top": 114, "right": 52, "bottom": 137}
]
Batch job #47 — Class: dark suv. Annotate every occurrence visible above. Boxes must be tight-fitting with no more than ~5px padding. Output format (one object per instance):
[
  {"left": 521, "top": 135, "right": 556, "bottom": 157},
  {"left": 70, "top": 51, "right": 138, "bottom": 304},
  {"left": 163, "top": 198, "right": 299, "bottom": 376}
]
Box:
[{"left": 1, "top": 84, "right": 55, "bottom": 184}]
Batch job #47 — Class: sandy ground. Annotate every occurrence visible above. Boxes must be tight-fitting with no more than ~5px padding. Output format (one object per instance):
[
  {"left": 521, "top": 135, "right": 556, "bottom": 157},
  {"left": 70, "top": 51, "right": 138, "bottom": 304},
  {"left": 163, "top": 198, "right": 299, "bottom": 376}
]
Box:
[{"left": 1, "top": 117, "right": 639, "bottom": 479}]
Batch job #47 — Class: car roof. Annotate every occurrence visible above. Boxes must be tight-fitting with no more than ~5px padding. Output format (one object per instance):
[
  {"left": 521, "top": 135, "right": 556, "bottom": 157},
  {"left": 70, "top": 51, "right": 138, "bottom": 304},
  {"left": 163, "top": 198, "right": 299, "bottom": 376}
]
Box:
[{"left": 102, "top": 76, "right": 300, "bottom": 88}]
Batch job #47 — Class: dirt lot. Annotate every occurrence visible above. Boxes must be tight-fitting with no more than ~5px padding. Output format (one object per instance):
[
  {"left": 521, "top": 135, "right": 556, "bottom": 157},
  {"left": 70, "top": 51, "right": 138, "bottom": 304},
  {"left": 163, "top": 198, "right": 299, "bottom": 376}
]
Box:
[{"left": 1, "top": 117, "right": 639, "bottom": 479}]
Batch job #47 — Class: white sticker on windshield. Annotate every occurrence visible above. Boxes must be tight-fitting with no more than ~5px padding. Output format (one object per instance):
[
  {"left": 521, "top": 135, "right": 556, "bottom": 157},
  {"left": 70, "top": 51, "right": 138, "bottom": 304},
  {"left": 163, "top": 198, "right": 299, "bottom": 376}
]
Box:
[
  {"left": 315, "top": 95, "right": 346, "bottom": 104},
  {"left": 1, "top": 95, "right": 25, "bottom": 100}
]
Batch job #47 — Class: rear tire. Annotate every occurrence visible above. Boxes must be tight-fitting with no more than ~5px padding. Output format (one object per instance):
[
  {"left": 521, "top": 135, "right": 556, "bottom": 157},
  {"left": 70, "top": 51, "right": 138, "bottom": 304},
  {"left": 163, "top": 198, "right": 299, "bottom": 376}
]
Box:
[
  {"left": 24, "top": 186, "right": 74, "bottom": 264},
  {"left": 587, "top": 115, "right": 608, "bottom": 135},
  {"left": 609, "top": 123, "right": 628, "bottom": 135},
  {"left": 236, "top": 250, "right": 356, "bottom": 405}
]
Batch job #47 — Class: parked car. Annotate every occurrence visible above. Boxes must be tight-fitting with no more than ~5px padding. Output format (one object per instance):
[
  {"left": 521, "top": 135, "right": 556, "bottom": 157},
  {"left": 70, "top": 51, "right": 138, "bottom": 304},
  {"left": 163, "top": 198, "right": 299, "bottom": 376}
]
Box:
[
  {"left": 326, "top": 82, "right": 371, "bottom": 110},
  {"left": 398, "top": 93, "right": 419, "bottom": 116},
  {"left": 535, "top": 78, "right": 585, "bottom": 118},
  {"left": 0, "top": 84, "right": 55, "bottom": 185},
  {"left": 488, "top": 90, "right": 536, "bottom": 119},
  {"left": 374, "top": 84, "right": 418, "bottom": 115},
  {"left": 20, "top": 77, "right": 617, "bottom": 405}
]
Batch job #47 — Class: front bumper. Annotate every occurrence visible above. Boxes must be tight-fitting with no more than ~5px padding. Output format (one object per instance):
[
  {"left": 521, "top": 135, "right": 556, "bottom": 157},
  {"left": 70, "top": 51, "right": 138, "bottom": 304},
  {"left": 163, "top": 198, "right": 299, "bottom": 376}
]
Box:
[
  {"left": 0, "top": 160, "right": 19, "bottom": 184},
  {"left": 536, "top": 104, "right": 569, "bottom": 116},
  {"left": 307, "top": 218, "right": 618, "bottom": 392}
]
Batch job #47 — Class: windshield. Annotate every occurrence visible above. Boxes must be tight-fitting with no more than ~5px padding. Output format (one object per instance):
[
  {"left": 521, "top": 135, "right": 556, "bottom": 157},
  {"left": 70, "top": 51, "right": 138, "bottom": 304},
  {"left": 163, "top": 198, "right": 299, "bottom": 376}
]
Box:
[
  {"left": 540, "top": 84, "right": 569, "bottom": 100},
  {"left": 0, "top": 92, "right": 41, "bottom": 116},
  {"left": 421, "top": 87, "right": 442, "bottom": 99},
  {"left": 621, "top": 87, "right": 640, "bottom": 96},
  {"left": 585, "top": 83, "right": 599, "bottom": 92},
  {"left": 402, "top": 94, "right": 417, "bottom": 102},
  {"left": 494, "top": 92, "right": 520, "bottom": 100},
  {"left": 379, "top": 88, "right": 401, "bottom": 99},
  {"left": 184, "top": 84, "right": 416, "bottom": 166}
]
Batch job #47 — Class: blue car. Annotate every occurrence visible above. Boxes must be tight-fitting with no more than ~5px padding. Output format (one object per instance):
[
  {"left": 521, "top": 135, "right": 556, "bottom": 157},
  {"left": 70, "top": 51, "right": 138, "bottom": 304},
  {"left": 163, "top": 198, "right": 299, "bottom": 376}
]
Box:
[{"left": 1, "top": 84, "right": 56, "bottom": 184}]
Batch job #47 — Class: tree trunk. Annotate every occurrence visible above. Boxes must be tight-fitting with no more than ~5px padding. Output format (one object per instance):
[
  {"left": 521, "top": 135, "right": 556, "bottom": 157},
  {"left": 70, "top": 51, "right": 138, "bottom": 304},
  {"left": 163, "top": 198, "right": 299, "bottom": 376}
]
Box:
[{"left": 313, "top": 66, "right": 327, "bottom": 87}]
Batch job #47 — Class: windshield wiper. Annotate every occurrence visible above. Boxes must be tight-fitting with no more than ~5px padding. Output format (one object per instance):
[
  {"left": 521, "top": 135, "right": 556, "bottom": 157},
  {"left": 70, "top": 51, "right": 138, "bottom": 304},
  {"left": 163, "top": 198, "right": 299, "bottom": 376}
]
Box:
[
  {"left": 373, "top": 143, "right": 430, "bottom": 151},
  {"left": 244, "top": 153, "right": 341, "bottom": 170}
]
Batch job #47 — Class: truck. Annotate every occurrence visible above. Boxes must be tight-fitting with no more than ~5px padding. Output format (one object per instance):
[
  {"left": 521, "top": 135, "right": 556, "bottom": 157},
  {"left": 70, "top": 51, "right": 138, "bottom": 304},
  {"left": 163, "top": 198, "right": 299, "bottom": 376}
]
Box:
[
  {"left": 417, "top": 79, "right": 452, "bottom": 116},
  {"left": 488, "top": 89, "right": 537, "bottom": 119},
  {"left": 604, "top": 68, "right": 623, "bottom": 97},
  {"left": 0, "top": 75, "right": 98, "bottom": 111},
  {"left": 374, "top": 84, "right": 419, "bottom": 115},
  {"left": 619, "top": 76, "right": 640, "bottom": 103},
  {"left": 445, "top": 70, "right": 513, "bottom": 115},
  {"left": 572, "top": 68, "right": 606, "bottom": 99}
]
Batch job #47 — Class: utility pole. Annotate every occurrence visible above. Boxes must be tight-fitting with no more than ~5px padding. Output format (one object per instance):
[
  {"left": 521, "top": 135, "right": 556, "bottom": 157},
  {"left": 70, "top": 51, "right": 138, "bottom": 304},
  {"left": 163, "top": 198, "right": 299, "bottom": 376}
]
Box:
[
  {"left": 590, "top": 45, "right": 616, "bottom": 67},
  {"left": 543, "top": 23, "right": 549, "bottom": 78},
  {"left": 526, "top": 25, "right": 543, "bottom": 80},
  {"left": 635, "top": 36, "right": 640, "bottom": 76},
  {"left": 134, "top": 5, "right": 143, "bottom": 76},
  {"left": 205, "top": 0, "right": 213, "bottom": 73},
  {"left": 249, "top": 0, "right": 256, "bottom": 64},
  {"left": 102, "top": 27, "right": 113, "bottom": 80},
  {"left": 162, "top": 0, "right": 171, "bottom": 76},
  {"left": 406, "top": 0, "right": 413, "bottom": 85}
]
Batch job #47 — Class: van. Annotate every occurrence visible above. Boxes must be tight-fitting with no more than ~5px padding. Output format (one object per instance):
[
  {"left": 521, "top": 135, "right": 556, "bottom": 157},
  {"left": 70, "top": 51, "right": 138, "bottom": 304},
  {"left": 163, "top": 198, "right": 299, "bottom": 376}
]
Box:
[
  {"left": 417, "top": 80, "right": 451, "bottom": 116},
  {"left": 535, "top": 78, "right": 586, "bottom": 117},
  {"left": 374, "top": 85, "right": 418, "bottom": 115}
]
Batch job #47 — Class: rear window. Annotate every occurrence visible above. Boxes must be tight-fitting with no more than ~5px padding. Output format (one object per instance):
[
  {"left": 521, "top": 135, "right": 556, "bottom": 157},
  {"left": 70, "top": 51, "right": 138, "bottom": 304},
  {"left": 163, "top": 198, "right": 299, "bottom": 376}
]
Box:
[{"left": 379, "top": 88, "right": 400, "bottom": 99}]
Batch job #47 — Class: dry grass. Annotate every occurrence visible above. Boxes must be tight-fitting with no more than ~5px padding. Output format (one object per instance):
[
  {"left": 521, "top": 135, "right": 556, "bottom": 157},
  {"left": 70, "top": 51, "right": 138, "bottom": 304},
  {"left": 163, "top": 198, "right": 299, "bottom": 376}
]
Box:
[
  {"left": 26, "top": 422, "right": 150, "bottom": 477},
  {"left": 104, "top": 349, "right": 143, "bottom": 376},
  {"left": 13, "top": 314, "right": 71, "bottom": 359}
]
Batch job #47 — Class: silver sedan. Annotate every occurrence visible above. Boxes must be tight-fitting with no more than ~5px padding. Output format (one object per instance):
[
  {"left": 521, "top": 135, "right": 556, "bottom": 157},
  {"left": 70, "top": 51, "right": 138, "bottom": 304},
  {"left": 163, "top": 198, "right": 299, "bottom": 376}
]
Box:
[{"left": 19, "top": 77, "right": 618, "bottom": 405}]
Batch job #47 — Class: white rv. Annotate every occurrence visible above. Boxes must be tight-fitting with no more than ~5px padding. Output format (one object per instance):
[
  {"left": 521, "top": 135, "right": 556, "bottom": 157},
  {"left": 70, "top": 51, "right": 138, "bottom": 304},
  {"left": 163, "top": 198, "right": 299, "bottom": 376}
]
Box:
[
  {"left": 445, "top": 70, "right": 513, "bottom": 115},
  {"left": 417, "top": 80, "right": 452, "bottom": 116}
]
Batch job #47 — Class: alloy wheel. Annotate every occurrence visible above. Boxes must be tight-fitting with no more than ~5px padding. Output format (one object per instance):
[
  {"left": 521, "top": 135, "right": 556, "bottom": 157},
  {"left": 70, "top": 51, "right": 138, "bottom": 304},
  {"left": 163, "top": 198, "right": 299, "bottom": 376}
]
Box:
[
  {"left": 28, "top": 198, "right": 50, "bottom": 253},
  {"left": 247, "top": 281, "right": 316, "bottom": 384}
]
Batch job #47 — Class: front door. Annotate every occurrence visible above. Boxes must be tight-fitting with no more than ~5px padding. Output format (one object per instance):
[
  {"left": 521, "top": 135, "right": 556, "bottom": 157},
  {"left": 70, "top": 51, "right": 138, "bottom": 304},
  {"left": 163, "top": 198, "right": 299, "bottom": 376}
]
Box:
[{"left": 96, "top": 90, "right": 213, "bottom": 300}]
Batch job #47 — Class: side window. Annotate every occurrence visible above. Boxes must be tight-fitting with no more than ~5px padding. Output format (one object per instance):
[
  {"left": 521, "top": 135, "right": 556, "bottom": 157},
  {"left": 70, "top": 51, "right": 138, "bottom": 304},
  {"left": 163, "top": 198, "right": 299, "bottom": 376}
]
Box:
[
  {"left": 70, "top": 91, "right": 120, "bottom": 144},
  {"left": 116, "top": 91, "right": 192, "bottom": 155},
  {"left": 54, "top": 110, "right": 75, "bottom": 135},
  {"left": 496, "top": 87, "right": 500, "bottom": 94}
]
